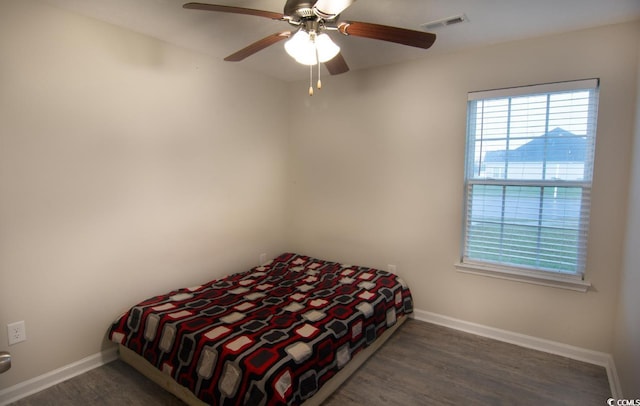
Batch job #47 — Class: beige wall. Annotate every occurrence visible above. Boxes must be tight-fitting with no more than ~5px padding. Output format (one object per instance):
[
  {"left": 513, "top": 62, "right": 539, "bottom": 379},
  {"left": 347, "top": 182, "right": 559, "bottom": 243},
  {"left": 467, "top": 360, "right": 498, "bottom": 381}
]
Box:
[
  {"left": 287, "top": 21, "right": 640, "bottom": 353},
  {"left": 613, "top": 31, "right": 640, "bottom": 397},
  {"left": 0, "top": 1, "right": 288, "bottom": 389}
]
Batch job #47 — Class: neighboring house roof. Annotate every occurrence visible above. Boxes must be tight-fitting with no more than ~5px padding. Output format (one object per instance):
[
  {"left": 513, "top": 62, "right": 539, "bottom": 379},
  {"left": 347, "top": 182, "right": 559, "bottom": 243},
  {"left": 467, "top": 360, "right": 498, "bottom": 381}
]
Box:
[{"left": 484, "top": 127, "right": 586, "bottom": 162}]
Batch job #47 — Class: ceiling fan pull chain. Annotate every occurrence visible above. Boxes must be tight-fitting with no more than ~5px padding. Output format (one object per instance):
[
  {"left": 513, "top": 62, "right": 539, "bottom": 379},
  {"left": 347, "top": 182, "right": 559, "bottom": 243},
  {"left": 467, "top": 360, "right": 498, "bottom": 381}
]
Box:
[
  {"left": 309, "top": 64, "right": 314, "bottom": 96},
  {"left": 316, "top": 49, "right": 322, "bottom": 90}
]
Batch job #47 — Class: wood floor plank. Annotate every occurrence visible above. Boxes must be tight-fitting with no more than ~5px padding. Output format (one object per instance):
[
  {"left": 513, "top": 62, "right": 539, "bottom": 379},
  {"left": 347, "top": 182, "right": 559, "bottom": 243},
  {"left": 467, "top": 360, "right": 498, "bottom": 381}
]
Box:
[
  {"left": 10, "top": 319, "right": 610, "bottom": 405},
  {"left": 323, "top": 320, "right": 610, "bottom": 406}
]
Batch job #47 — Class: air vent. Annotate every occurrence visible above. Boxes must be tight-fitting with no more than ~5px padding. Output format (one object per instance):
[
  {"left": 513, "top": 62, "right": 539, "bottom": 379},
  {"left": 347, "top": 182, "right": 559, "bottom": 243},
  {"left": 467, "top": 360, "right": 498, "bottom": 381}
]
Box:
[{"left": 420, "top": 14, "right": 468, "bottom": 31}]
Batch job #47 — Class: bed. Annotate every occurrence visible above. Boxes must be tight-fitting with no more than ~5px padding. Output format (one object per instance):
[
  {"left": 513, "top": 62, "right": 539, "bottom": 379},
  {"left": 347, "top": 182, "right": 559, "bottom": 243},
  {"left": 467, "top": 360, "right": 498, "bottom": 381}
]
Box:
[{"left": 108, "top": 252, "right": 413, "bottom": 405}]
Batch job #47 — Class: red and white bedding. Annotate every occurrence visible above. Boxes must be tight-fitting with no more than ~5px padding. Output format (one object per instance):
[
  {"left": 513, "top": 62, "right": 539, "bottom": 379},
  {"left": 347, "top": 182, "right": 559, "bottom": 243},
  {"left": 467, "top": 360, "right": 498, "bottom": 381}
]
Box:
[{"left": 109, "top": 253, "right": 413, "bottom": 405}]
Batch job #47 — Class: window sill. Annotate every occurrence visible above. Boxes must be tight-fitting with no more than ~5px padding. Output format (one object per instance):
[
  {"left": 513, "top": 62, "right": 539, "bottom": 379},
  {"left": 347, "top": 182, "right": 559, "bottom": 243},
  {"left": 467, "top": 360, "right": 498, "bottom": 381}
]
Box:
[{"left": 455, "top": 262, "right": 592, "bottom": 292}]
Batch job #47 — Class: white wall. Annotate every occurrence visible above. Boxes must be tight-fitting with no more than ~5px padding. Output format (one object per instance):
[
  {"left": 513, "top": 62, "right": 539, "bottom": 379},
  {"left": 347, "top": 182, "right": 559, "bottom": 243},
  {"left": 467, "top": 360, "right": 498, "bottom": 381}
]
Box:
[
  {"left": 0, "top": 0, "right": 288, "bottom": 389},
  {"left": 613, "top": 31, "right": 640, "bottom": 397},
  {"left": 287, "top": 21, "right": 640, "bottom": 353}
]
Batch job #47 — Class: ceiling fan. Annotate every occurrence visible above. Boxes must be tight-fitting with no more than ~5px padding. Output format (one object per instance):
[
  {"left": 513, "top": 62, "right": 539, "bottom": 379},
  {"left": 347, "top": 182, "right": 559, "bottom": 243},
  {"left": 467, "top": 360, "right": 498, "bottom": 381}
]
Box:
[{"left": 183, "top": 0, "right": 436, "bottom": 94}]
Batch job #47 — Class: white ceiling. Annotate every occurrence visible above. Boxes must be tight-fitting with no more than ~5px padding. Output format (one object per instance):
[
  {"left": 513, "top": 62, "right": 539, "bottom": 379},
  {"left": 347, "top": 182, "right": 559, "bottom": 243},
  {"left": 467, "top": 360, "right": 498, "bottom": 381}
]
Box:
[{"left": 43, "top": 0, "right": 640, "bottom": 81}]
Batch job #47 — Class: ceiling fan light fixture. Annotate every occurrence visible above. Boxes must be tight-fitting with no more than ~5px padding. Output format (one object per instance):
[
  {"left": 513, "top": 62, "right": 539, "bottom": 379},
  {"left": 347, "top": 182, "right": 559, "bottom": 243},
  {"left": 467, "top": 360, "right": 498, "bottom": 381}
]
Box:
[{"left": 284, "top": 30, "right": 340, "bottom": 65}]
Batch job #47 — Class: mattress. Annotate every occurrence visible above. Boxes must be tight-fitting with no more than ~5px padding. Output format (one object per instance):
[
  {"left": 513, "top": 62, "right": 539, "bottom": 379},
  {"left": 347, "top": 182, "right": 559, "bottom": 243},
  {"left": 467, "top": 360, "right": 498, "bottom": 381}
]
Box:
[{"left": 108, "top": 253, "right": 413, "bottom": 405}]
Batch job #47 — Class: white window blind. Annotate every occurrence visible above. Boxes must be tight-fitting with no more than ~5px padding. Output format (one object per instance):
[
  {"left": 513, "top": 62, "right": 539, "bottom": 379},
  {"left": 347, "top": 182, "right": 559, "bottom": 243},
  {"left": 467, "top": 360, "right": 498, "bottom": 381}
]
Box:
[{"left": 461, "top": 79, "right": 599, "bottom": 279}]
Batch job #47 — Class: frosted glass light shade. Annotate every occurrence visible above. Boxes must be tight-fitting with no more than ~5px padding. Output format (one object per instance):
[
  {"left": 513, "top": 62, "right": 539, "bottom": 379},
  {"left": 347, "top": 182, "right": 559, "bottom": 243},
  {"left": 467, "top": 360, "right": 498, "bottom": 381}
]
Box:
[
  {"left": 285, "top": 31, "right": 316, "bottom": 65},
  {"left": 315, "top": 33, "right": 340, "bottom": 63},
  {"left": 285, "top": 31, "right": 340, "bottom": 66}
]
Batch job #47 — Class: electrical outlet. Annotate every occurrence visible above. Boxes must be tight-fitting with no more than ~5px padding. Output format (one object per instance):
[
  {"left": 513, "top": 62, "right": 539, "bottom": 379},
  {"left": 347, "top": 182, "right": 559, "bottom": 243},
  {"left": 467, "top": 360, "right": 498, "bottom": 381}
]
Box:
[
  {"left": 387, "top": 264, "right": 397, "bottom": 273},
  {"left": 259, "top": 253, "right": 267, "bottom": 266},
  {"left": 7, "top": 321, "right": 26, "bottom": 346}
]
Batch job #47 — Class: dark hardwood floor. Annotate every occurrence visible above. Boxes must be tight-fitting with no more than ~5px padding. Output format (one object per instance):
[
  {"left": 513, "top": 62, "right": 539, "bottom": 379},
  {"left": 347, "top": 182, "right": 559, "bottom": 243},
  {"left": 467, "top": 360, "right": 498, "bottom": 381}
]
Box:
[{"left": 10, "top": 319, "right": 610, "bottom": 405}]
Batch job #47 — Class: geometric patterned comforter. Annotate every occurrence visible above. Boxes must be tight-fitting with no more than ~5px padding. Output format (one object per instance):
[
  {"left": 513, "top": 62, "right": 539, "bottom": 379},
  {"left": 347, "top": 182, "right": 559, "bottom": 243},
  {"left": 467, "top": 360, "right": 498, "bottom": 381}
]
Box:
[{"left": 109, "top": 253, "right": 413, "bottom": 406}]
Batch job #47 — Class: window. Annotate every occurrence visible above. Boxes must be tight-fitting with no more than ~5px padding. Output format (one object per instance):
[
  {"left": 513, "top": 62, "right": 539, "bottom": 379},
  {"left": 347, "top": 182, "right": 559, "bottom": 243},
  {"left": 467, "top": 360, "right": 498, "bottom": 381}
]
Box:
[{"left": 457, "top": 79, "right": 599, "bottom": 291}]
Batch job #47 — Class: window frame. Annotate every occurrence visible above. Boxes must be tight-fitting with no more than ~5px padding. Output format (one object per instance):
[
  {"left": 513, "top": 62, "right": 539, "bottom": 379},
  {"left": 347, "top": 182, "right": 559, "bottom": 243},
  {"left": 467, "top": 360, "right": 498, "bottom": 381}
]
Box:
[{"left": 456, "top": 79, "right": 599, "bottom": 292}]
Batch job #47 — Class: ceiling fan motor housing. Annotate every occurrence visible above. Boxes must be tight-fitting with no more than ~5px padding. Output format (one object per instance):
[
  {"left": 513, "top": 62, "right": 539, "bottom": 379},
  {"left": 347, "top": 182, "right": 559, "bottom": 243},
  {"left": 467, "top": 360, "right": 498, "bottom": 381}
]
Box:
[{"left": 284, "top": 1, "right": 316, "bottom": 20}]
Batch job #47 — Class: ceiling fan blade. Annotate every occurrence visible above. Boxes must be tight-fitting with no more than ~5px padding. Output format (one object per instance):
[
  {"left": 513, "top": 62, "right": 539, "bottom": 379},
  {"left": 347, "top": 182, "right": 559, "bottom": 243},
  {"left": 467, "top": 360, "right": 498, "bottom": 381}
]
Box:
[
  {"left": 313, "top": 0, "right": 356, "bottom": 18},
  {"left": 183, "top": 3, "right": 284, "bottom": 20},
  {"left": 338, "top": 21, "right": 436, "bottom": 49},
  {"left": 224, "top": 32, "right": 291, "bottom": 62},
  {"left": 324, "top": 52, "right": 349, "bottom": 75}
]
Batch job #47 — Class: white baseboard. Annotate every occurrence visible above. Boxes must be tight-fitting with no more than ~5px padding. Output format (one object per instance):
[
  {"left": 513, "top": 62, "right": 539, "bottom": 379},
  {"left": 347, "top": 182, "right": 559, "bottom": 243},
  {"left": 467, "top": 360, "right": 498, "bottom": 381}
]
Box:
[
  {"left": 412, "top": 309, "right": 622, "bottom": 398},
  {"left": 0, "top": 346, "right": 118, "bottom": 406}
]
